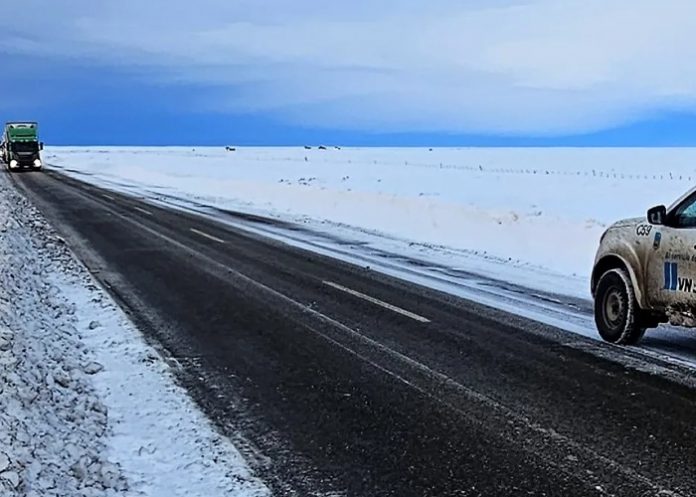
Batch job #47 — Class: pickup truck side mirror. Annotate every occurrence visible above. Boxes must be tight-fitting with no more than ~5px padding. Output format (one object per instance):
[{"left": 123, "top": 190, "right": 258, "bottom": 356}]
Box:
[
  {"left": 647, "top": 205, "right": 667, "bottom": 225},
  {"left": 39, "top": 142, "right": 44, "bottom": 151}
]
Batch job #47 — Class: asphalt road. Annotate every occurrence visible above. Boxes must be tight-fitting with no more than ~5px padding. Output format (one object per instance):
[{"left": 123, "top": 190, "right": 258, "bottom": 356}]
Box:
[{"left": 12, "top": 169, "right": 696, "bottom": 497}]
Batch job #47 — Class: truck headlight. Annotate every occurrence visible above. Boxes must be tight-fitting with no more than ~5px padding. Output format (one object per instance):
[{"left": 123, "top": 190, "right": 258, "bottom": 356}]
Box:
[
  {"left": 9, "top": 160, "right": 17, "bottom": 169},
  {"left": 33, "top": 159, "right": 42, "bottom": 168}
]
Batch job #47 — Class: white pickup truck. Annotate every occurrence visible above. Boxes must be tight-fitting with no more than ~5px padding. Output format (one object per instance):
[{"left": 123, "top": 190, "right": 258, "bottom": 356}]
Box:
[{"left": 593, "top": 186, "right": 696, "bottom": 344}]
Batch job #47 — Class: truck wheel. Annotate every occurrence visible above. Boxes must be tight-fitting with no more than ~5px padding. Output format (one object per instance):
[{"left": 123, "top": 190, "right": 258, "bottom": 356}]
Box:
[{"left": 594, "top": 268, "right": 646, "bottom": 345}]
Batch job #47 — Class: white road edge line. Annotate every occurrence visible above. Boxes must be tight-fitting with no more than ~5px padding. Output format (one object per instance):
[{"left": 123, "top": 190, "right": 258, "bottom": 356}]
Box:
[
  {"left": 323, "top": 280, "right": 431, "bottom": 323},
  {"left": 133, "top": 206, "right": 153, "bottom": 216},
  {"left": 190, "top": 227, "right": 226, "bottom": 244}
]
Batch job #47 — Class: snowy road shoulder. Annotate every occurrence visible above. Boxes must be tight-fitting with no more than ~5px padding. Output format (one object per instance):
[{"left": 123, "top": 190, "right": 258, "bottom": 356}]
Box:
[{"left": 0, "top": 172, "right": 269, "bottom": 496}]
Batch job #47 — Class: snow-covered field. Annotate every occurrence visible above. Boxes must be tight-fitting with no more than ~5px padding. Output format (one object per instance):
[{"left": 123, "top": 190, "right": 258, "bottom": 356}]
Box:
[
  {"left": 0, "top": 173, "right": 268, "bottom": 495},
  {"left": 47, "top": 147, "right": 696, "bottom": 298}
]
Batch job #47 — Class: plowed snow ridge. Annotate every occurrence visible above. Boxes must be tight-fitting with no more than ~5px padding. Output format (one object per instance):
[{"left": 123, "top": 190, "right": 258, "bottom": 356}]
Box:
[{"left": 0, "top": 172, "right": 268, "bottom": 496}]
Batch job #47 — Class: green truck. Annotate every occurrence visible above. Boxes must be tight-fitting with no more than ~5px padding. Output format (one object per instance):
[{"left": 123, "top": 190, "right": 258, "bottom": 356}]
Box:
[{"left": 1, "top": 122, "right": 43, "bottom": 171}]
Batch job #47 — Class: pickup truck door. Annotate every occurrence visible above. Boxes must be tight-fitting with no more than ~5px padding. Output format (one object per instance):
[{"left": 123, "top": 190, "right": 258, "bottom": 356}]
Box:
[{"left": 645, "top": 193, "right": 696, "bottom": 310}]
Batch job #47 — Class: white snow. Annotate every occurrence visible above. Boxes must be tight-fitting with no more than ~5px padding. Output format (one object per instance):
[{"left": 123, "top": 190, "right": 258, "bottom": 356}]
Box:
[
  {"left": 0, "top": 171, "right": 268, "bottom": 495},
  {"left": 46, "top": 146, "right": 696, "bottom": 299}
]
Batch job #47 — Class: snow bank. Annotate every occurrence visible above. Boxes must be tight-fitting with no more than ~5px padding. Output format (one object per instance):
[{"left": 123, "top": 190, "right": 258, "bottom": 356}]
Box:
[
  {"left": 46, "top": 147, "right": 696, "bottom": 298},
  {"left": 0, "top": 173, "right": 268, "bottom": 496}
]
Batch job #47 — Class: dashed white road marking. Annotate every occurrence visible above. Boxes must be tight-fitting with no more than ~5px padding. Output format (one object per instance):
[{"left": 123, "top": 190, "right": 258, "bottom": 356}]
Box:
[
  {"left": 323, "top": 280, "right": 431, "bottom": 323},
  {"left": 102, "top": 194, "right": 115, "bottom": 201},
  {"left": 133, "top": 206, "right": 153, "bottom": 216},
  {"left": 190, "top": 228, "right": 226, "bottom": 244}
]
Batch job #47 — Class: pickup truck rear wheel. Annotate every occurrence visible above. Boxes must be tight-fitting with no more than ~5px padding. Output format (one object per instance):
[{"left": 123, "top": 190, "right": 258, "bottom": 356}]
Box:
[{"left": 594, "top": 268, "right": 646, "bottom": 345}]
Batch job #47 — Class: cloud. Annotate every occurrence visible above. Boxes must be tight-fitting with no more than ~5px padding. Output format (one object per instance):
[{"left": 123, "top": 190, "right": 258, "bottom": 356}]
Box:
[{"left": 3, "top": 0, "right": 696, "bottom": 135}]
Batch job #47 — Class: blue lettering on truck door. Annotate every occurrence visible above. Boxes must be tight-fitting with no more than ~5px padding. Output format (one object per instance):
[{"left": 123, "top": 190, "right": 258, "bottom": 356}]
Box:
[{"left": 664, "top": 262, "right": 696, "bottom": 293}]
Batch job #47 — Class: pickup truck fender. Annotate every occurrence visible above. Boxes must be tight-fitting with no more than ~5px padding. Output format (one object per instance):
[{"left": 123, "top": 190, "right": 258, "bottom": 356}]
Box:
[{"left": 592, "top": 236, "right": 647, "bottom": 310}]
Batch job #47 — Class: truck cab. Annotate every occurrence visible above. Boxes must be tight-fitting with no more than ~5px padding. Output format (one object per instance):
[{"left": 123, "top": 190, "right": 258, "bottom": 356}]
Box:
[{"left": 2, "top": 122, "right": 43, "bottom": 171}]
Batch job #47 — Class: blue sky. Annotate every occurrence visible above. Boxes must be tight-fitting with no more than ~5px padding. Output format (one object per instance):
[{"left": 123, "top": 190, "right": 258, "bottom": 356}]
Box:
[{"left": 3, "top": 0, "right": 696, "bottom": 146}]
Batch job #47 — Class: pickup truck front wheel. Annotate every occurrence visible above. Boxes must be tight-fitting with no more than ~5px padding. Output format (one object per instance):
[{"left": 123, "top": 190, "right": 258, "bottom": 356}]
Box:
[{"left": 594, "top": 268, "right": 646, "bottom": 345}]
